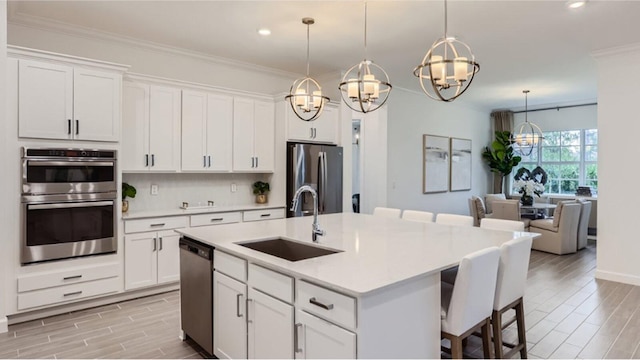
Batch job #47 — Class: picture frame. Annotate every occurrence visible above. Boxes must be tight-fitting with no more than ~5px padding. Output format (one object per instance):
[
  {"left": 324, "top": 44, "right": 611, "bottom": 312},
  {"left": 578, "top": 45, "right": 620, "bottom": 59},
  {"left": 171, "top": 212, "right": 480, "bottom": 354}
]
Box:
[
  {"left": 450, "top": 137, "right": 472, "bottom": 191},
  {"left": 423, "top": 134, "right": 450, "bottom": 193}
]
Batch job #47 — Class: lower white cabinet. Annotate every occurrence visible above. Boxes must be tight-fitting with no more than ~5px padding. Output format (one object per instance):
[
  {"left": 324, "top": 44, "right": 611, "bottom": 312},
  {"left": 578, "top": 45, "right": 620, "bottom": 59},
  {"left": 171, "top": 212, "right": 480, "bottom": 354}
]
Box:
[
  {"left": 124, "top": 230, "right": 180, "bottom": 290},
  {"left": 214, "top": 271, "right": 248, "bottom": 360},
  {"left": 248, "top": 287, "right": 294, "bottom": 359},
  {"left": 295, "top": 309, "right": 357, "bottom": 359}
]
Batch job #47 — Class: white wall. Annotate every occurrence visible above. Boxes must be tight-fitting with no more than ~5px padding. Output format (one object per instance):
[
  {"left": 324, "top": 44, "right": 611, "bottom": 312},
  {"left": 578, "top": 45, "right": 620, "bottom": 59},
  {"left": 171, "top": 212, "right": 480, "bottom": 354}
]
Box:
[
  {"left": 386, "top": 88, "right": 492, "bottom": 215},
  {"left": 593, "top": 45, "right": 640, "bottom": 286},
  {"left": 513, "top": 104, "right": 597, "bottom": 132},
  {"left": 0, "top": 0, "right": 8, "bottom": 333}
]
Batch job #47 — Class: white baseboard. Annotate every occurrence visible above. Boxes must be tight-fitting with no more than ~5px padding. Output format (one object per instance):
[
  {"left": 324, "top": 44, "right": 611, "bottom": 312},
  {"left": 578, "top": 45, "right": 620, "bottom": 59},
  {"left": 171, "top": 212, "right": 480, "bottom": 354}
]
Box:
[
  {"left": 0, "top": 316, "right": 8, "bottom": 333},
  {"left": 595, "top": 269, "right": 640, "bottom": 286}
]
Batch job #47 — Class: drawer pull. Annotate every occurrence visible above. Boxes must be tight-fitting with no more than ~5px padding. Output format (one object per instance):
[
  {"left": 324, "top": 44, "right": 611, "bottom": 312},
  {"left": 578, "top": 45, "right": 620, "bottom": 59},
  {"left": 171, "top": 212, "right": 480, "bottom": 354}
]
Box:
[
  {"left": 63, "top": 275, "right": 82, "bottom": 281},
  {"left": 63, "top": 291, "right": 83, "bottom": 297},
  {"left": 294, "top": 323, "right": 303, "bottom": 353},
  {"left": 260, "top": 213, "right": 271, "bottom": 217},
  {"left": 210, "top": 218, "right": 224, "bottom": 222},
  {"left": 309, "top": 297, "right": 334, "bottom": 310},
  {"left": 236, "top": 294, "right": 244, "bottom": 317},
  {"left": 150, "top": 223, "right": 165, "bottom": 227}
]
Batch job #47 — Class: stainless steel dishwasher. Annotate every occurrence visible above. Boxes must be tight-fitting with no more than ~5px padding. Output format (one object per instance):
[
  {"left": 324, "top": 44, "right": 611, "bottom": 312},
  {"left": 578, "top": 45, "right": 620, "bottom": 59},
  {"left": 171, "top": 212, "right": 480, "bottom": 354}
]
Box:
[{"left": 179, "top": 237, "right": 213, "bottom": 355}]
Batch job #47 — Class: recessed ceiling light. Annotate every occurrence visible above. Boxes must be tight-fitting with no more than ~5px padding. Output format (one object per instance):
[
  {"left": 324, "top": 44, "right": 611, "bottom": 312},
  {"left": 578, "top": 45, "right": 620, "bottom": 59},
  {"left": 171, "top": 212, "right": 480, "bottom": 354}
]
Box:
[
  {"left": 258, "top": 28, "right": 271, "bottom": 36},
  {"left": 567, "top": 1, "right": 586, "bottom": 9}
]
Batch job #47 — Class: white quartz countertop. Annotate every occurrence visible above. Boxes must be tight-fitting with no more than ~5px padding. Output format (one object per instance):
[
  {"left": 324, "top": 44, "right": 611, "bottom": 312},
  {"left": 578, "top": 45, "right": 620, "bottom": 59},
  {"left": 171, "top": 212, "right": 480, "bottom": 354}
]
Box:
[
  {"left": 176, "top": 213, "right": 535, "bottom": 296},
  {"left": 122, "top": 203, "right": 286, "bottom": 220}
]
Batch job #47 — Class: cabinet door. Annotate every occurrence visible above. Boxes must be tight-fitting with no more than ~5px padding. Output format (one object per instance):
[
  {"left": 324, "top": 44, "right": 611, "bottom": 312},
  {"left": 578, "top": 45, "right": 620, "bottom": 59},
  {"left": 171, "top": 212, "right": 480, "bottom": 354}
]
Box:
[
  {"left": 206, "top": 93, "right": 233, "bottom": 172},
  {"left": 73, "top": 68, "right": 121, "bottom": 141},
  {"left": 124, "top": 233, "right": 158, "bottom": 290},
  {"left": 156, "top": 231, "right": 180, "bottom": 284},
  {"left": 214, "top": 272, "right": 248, "bottom": 360},
  {"left": 18, "top": 60, "right": 73, "bottom": 140},
  {"left": 182, "top": 90, "right": 208, "bottom": 171},
  {"left": 253, "top": 100, "right": 275, "bottom": 172},
  {"left": 286, "top": 104, "right": 313, "bottom": 142},
  {"left": 313, "top": 105, "right": 338, "bottom": 144},
  {"left": 149, "top": 86, "right": 181, "bottom": 172},
  {"left": 233, "top": 97, "right": 256, "bottom": 171},
  {"left": 248, "top": 288, "right": 294, "bottom": 359},
  {"left": 295, "top": 310, "right": 356, "bottom": 359},
  {"left": 121, "top": 82, "right": 150, "bottom": 171}
]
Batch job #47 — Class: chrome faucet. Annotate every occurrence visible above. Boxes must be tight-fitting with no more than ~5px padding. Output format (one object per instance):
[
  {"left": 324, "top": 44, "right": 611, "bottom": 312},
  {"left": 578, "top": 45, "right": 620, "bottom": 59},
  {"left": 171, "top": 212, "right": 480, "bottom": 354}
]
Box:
[{"left": 290, "top": 185, "right": 325, "bottom": 242}]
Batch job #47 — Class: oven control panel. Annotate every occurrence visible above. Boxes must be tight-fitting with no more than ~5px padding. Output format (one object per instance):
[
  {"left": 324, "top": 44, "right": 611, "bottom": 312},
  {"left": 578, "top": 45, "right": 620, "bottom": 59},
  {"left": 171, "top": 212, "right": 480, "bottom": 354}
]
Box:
[{"left": 23, "top": 148, "right": 116, "bottom": 159}]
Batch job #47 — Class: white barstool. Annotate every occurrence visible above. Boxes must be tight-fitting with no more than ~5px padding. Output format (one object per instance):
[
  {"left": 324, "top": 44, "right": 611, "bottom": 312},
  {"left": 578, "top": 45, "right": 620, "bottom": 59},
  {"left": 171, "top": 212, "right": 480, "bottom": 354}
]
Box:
[
  {"left": 435, "top": 213, "right": 474, "bottom": 227},
  {"left": 402, "top": 210, "right": 434, "bottom": 223},
  {"left": 480, "top": 218, "right": 525, "bottom": 232},
  {"left": 441, "top": 247, "right": 501, "bottom": 359},
  {"left": 372, "top": 207, "right": 401, "bottom": 219}
]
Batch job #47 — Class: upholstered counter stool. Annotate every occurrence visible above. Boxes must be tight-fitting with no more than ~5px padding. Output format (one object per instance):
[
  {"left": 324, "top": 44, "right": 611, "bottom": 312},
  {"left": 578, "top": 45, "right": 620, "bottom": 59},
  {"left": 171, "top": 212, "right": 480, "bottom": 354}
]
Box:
[
  {"left": 372, "top": 207, "right": 401, "bottom": 219},
  {"left": 436, "top": 213, "right": 474, "bottom": 227},
  {"left": 402, "top": 210, "right": 434, "bottom": 223}
]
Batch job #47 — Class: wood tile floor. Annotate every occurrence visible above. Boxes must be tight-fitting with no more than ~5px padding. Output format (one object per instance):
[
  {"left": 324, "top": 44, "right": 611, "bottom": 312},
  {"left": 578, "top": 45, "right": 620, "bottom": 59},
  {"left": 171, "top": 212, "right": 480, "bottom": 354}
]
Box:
[{"left": 1, "top": 241, "right": 639, "bottom": 359}]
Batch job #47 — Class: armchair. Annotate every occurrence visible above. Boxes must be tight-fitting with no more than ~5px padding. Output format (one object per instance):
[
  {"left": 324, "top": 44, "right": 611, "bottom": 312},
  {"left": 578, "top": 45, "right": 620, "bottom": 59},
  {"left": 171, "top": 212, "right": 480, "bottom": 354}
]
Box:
[
  {"left": 529, "top": 202, "right": 581, "bottom": 255},
  {"left": 576, "top": 200, "right": 592, "bottom": 251}
]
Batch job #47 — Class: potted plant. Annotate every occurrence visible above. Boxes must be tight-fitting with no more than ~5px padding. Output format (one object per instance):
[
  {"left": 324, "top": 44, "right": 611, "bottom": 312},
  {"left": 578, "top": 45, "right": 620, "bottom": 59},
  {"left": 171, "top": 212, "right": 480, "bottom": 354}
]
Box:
[
  {"left": 252, "top": 181, "right": 270, "bottom": 204},
  {"left": 482, "top": 131, "right": 522, "bottom": 195},
  {"left": 122, "top": 182, "right": 137, "bottom": 213}
]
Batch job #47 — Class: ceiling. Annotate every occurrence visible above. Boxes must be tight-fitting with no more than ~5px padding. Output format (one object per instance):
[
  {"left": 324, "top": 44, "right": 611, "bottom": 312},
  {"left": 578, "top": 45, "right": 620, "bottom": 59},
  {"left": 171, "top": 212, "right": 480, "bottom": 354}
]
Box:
[{"left": 8, "top": 1, "right": 640, "bottom": 111}]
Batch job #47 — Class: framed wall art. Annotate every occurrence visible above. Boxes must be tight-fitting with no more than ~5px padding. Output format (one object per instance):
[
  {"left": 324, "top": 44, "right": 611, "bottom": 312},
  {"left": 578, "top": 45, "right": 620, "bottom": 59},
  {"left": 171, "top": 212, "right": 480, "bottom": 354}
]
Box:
[
  {"left": 450, "top": 137, "right": 472, "bottom": 191},
  {"left": 423, "top": 134, "right": 450, "bottom": 193}
]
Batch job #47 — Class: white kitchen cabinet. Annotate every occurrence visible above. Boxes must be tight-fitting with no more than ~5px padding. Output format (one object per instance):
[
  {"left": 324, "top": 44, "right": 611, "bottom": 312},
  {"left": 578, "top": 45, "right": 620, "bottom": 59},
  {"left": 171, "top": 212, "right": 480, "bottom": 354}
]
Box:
[
  {"left": 248, "top": 287, "right": 294, "bottom": 359},
  {"left": 295, "top": 309, "right": 356, "bottom": 359},
  {"left": 286, "top": 102, "right": 338, "bottom": 144},
  {"left": 124, "top": 230, "right": 180, "bottom": 290},
  {"left": 18, "top": 59, "right": 121, "bottom": 142},
  {"left": 233, "top": 98, "right": 275, "bottom": 172},
  {"left": 182, "top": 90, "right": 233, "bottom": 172},
  {"left": 122, "top": 82, "right": 181, "bottom": 172},
  {"left": 214, "top": 271, "right": 248, "bottom": 360}
]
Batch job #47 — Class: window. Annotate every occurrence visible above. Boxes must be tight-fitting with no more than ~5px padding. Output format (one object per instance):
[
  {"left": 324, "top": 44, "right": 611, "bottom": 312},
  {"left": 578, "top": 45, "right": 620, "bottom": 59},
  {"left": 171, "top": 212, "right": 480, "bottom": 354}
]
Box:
[{"left": 515, "top": 129, "right": 597, "bottom": 195}]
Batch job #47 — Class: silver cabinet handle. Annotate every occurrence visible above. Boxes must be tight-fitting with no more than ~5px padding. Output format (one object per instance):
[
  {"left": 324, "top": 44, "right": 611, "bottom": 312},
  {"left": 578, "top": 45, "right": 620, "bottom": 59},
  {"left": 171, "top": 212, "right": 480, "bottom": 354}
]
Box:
[
  {"left": 64, "top": 291, "right": 83, "bottom": 297},
  {"left": 75, "top": 119, "right": 79, "bottom": 135},
  {"left": 149, "top": 223, "right": 165, "bottom": 227},
  {"left": 255, "top": 157, "right": 259, "bottom": 168},
  {"left": 210, "top": 218, "right": 224, "bottom": 222},
  {"left": 203, "top": 155, "right": 207, "bottom": 168},
  {"left": 260, "top": 213, "right": 271, "bottom": 218},
  {"left": 310, "top": 128, "right": 314, "bottom": 139},
  {"left": 246, "top": 298, "right": 253, "bottom": 323},
  {"left": 208, "top": 155, "right": 211, "bottom": 167},
  {"left": 158, "top": 237, "right": 163, "bottom": 251},
  {"left": 145, "top": 154, "right": 149, "bottom": 167},
  {"left": 63, "top": 275, "right": 82, "bottom": 281},
  {"left": 294, "top": 323, "right": 303, "bottom": 353},
  {"left": 151, "top": 154, "right": 155, "bottom": 167},
  {"left": 251, "top": 157, "right": 255, "bottom": 168},
  {"left": 309, "top": 297, "right": 334, "bottom": 310},
  {"left": 236, "top": 294, "right": 244, "bottom": 317},
  {"left": 313, "top": 128, "right": 317, "bottom": 138},
  {"left": 152, "top": 238, "right": 157, "bottom": 251},
  {"left": 67, "top": 119, "right": 72, "bottom": 135}
]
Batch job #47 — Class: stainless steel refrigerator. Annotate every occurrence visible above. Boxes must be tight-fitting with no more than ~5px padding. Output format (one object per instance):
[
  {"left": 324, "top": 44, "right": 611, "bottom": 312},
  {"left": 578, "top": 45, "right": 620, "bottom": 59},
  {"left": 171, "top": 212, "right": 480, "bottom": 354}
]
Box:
[{"left": 287, "top": 142, "right": 343, "bottom": 217}]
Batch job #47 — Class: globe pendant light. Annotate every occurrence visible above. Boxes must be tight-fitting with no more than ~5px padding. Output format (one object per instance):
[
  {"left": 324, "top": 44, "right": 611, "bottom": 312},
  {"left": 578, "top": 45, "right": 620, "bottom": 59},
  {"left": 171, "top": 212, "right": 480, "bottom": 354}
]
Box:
[
  {"left": 285, "top": 17, "right": 330, "bottom": 122},
  {"left": 513, "top": 90, "right": 544, "bottom": 156},
  {"left": 413, "top": 0, "right": 479, "bottom": 102},
  {"left": 338, "top": 2, "right": 392, "bottom": 113}
]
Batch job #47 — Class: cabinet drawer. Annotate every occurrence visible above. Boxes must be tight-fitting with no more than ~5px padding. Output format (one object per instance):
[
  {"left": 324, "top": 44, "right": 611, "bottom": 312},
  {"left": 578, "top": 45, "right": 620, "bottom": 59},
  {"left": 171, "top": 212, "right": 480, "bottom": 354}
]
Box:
[
  {"left": 190, "top": 211, "right": 242, "bottom": 227},
  {"left": 124, "top": 216, "right": 188, "bottom": 234},
  {"left": 248, "top": 264, "right": 293, "bottom": 304},
  {"left": 243, "top": 208, "right": 285, "bottom": 222},
  {"left": 18, "top": 277, "right": 120, "bottom": 310},
  {"left": 214, "top": 250, "right": 247, "bottom": 282},
  {"left": 297, "top": 280, "right": 356, "bottom": 330},
  {"left": 18, "top": 262, "right": 119, "bottom": 292}
]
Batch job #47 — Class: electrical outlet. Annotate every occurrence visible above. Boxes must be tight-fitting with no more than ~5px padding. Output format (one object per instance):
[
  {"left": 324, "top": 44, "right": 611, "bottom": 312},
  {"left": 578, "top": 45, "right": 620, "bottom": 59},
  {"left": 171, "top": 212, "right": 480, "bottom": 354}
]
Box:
[
  {"left": 231, "top": 183, "right": 237, "bottom": 193},
  {"left": 151, "top": 184, "right": 159, "bottom": 195}
]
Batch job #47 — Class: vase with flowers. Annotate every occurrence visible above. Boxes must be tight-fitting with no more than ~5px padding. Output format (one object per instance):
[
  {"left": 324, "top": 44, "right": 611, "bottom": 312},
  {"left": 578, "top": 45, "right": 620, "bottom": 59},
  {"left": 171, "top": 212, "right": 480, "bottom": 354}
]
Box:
[{"left": 514, "top": 166, "right": 547, "bottom": 205}]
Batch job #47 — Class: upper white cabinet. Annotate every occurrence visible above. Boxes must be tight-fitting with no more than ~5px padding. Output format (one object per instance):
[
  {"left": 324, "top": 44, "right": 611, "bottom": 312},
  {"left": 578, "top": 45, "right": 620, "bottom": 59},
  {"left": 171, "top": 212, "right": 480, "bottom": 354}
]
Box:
[
  {"left": 18, "top": 58, "right": 123, "bottom": 142},
  {"left": 286, "top": 102, "right": 339, "bottom": 144},
  {"left": 182, "top": 91, "right": 233, "bottom": 172},
  {"left": 122, "top": 82, "right": 181, "bottom": 172},
  {"left": 233, "top": 98, "right": 275, "bottom": 172}
]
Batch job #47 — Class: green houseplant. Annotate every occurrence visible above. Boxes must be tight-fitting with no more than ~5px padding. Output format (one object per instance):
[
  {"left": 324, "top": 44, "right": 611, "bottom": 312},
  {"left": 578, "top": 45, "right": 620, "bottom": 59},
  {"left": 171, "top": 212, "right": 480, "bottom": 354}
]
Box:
[
  {"left": 122, "top": 182, "right": 137, "bottom": 213},
  {"left": 482, "top": 131, "right": 522, "bottom": 195},
  {"left": 252, "top": 181, "right": 270, "bottom": 204}
]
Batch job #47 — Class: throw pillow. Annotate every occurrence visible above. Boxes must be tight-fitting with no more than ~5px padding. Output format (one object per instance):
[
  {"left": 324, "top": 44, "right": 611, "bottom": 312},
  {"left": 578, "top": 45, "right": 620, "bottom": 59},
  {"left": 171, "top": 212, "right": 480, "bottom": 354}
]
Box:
[
  {"left": 472, "top": 196, "right": 486, "bottom": 219},
  {"left": 484, "top": 193, "right": 506, "bottom": 214}
]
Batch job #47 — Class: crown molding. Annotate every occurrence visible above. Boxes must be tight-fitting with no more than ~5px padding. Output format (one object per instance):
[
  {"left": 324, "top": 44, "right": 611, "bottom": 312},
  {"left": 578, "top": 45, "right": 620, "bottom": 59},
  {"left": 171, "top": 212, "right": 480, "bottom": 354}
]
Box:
[
  {"left": 8, "top": 11, "right": 302, "bottom": 80},
  {"left": 591, "top": 42, "right": 640, "bottom": 59}
]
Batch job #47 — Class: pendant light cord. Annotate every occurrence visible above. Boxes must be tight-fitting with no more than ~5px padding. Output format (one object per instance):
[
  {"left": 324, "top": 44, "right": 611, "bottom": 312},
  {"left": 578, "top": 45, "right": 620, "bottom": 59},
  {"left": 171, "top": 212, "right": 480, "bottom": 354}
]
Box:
[
  {"left": 364, "top": 2, "right": 368, "bottom": 59},
  {"left": 524, "top": 90, "right": 529, "bottom": 123},
  {"left": 306, "top": 22, "right": 310, "bottom": 77},
  {"left": 444, "top": 0, "right": 448, "bottom": 38}
]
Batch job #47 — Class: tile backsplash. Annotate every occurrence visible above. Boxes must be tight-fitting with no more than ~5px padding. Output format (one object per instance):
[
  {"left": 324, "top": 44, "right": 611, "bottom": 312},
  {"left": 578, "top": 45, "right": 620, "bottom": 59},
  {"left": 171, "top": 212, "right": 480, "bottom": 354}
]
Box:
[{"left": 122, "top": 173, "right": 269, "bottom": 212}]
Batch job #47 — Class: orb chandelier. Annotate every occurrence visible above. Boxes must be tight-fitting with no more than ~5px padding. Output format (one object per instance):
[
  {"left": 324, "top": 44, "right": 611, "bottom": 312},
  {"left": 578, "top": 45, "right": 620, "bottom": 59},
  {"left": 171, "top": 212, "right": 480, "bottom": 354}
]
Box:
[
  {"left": 513, "top": 90, "right": 544, "bottom": 156},
  {"left": 285, "top": 17, "right": 330, "bottom": 122},
  {"left": 338, "top": 2, "right": 392, "bottom": 113},
  {"left": 413, "top": 0, "right": 479, "bottom": 102}
]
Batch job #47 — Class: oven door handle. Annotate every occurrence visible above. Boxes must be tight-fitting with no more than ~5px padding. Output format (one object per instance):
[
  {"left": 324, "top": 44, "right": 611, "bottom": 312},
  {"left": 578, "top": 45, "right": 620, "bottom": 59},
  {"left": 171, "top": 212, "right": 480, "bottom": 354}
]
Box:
[
  {"left": 28, "top": 201, "right": 114, "bottom": 210},
  {"left": 27, "top": 161, "right": 115, "bottom": 167}
]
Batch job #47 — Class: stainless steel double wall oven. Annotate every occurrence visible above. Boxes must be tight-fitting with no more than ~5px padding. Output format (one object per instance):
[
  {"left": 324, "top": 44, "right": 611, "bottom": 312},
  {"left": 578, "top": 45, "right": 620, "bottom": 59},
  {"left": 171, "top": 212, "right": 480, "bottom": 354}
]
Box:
[{"left": 21, "top": 148, "right": 118, "bottom": 264}]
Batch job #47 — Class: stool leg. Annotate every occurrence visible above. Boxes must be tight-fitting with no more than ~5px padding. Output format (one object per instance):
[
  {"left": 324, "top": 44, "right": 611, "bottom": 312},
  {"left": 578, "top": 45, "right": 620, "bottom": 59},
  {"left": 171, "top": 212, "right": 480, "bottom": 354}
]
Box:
[
  {"left": 451, "top": 336, "right": 464, "bottom": 359},
  {"left": 492, "top": 309, "right": 504, "bottom": 359},
  {"left": 482, "top": 318, "right": 493, "bottom": 359},
  {"left": 516, "top": 299, "right": 528, "bottom": 359}
]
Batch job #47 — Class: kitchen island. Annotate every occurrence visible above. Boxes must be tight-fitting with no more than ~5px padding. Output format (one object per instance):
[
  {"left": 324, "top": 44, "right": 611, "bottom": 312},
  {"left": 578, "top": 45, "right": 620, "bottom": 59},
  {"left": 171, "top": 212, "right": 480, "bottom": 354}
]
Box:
[{"left": 177, "top": 213, "right": 533, "bottom": 359}]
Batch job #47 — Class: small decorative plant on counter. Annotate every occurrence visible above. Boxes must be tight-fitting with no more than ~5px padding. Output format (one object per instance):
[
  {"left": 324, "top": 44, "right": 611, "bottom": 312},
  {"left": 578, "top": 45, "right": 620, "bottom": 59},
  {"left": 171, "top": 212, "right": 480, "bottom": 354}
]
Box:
[
  {"left": 514, "top": 167, "right": 547, "bottom": 206},
  {"left": 252, "top": 181, "right": 270, "bottom": 204},
  {"left": 122, "top": 182, "right": 137, "bottom": 213}
]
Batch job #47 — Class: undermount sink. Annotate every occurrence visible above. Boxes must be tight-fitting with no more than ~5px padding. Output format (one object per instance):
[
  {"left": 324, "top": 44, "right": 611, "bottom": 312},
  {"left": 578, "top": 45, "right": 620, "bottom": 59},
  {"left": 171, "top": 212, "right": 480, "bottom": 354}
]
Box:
[{"left": 236, "top": 238, "right": 341, "bottom": 262}]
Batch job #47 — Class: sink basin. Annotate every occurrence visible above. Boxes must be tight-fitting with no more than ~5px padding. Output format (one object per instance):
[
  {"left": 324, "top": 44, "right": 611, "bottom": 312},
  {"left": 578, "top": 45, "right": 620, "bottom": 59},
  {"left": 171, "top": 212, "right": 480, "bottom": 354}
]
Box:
[{"left": 236, "top": 238, "right": 341, "bottom": 262}]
